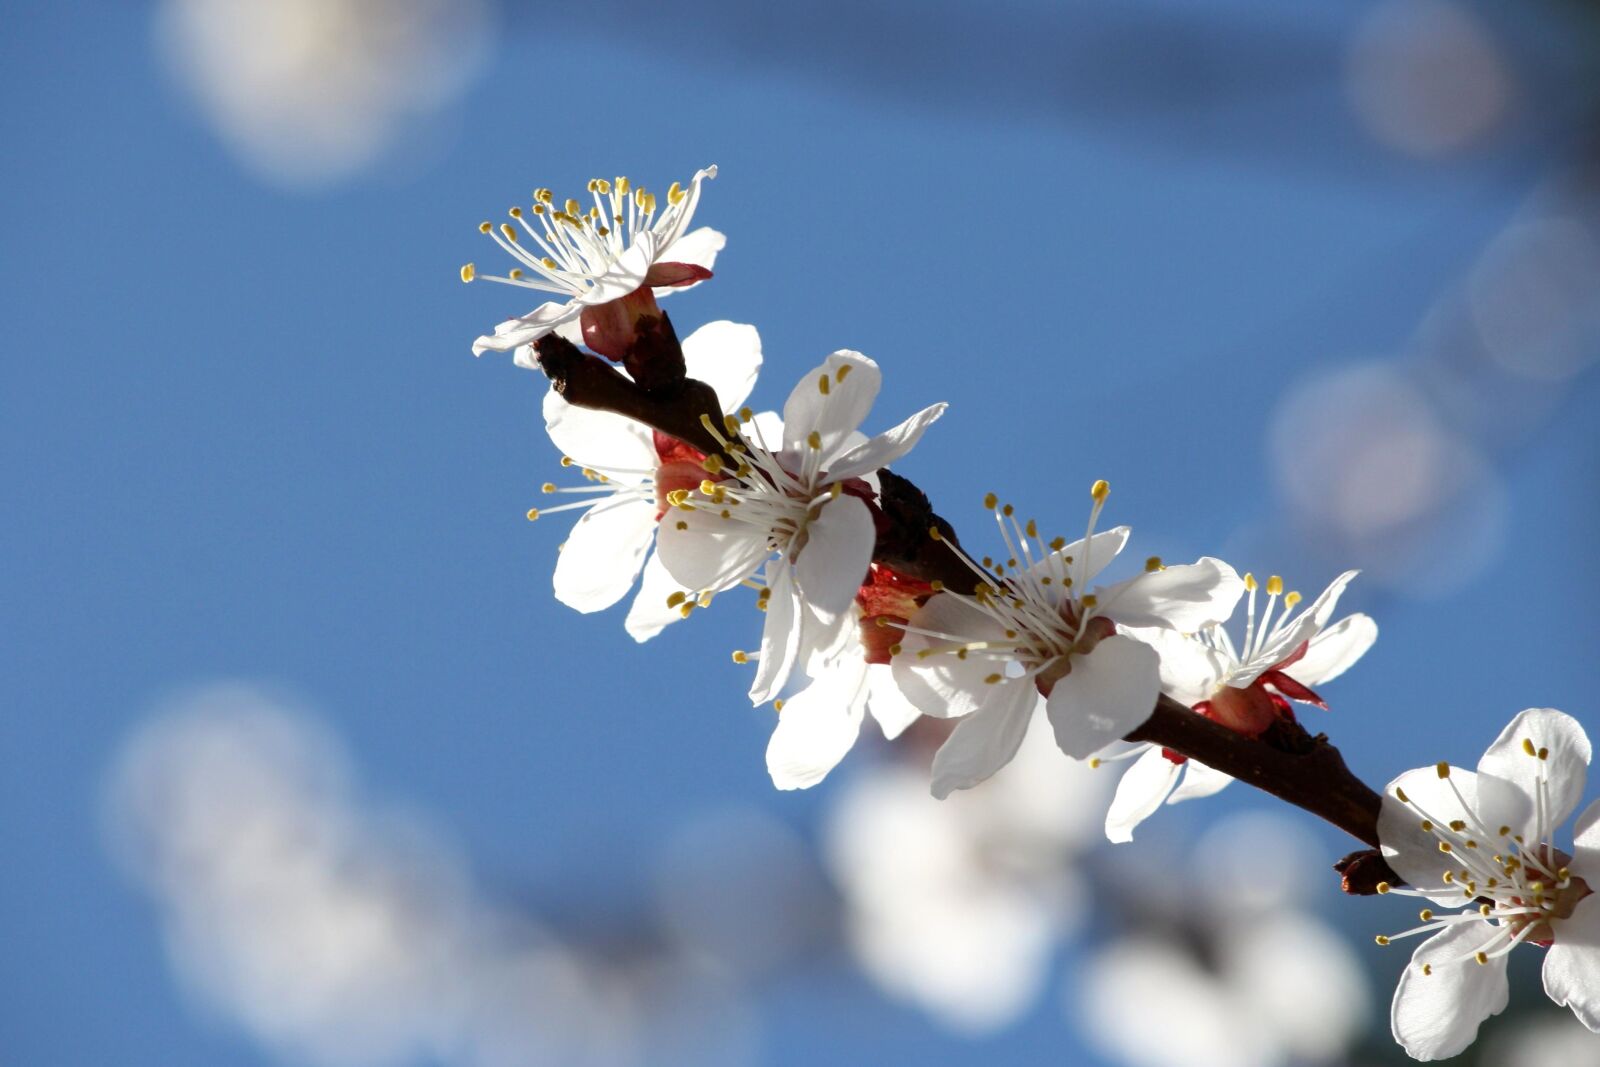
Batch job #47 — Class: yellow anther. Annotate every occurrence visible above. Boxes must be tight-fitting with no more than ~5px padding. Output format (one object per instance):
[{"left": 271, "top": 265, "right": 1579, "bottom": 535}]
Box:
[
  {"left": 525, "top": 508, "right": 539, "bottom": 521},
  {"left": 1284, "top": 591, "right": 1302, "bottom": 608},
  {"left": 1449, "top": 820, "right": 1467, "bottom": 831},
  {"left": 1025, "top": 519, "right": 1038, "bottom": 538},
  {"left": 679, "top": 603, "right": 693, "bottom": 618},
  {"left": 723, "top": 413, "right": 741, "bottom": 435},
  {"left": 478, "top": 221, "right": 492, "bottom": 233},
  {"left": 836, "top": 364, "right": 852, "bottom": 381},
  {"left": 984, "top": 673, "right": 1002, "bottom": 684},
  {"left": 666, "top": 592, "right": 687, "bottom": 608},
  {"left": 667, "top": 180, "right": 685, "bottom": 205},
  {"left": 929, "top": 580, "right": 945, "bottom": 592},
  {"left": 983, "top": 492, "right": 998, "bottom": 510},
  {"left": 929, "top": 526, "right": 943, "bottom": 541},
  {"left": 1523, "top": 738, "right": 1538, "bottom": 757},
  {"left": 559, "top": 456, "right": 574, "bottom": 467},
  {"left": 459, "top": 263, "right": 476, "bottom": 283},
  {"left": 830, "top": 482, "right": 842, "bottom": 499},
  {"left": 1266, "top": 575, "right": 1283, "bottom": 596},
  {"left": 1375, "top": 935, "right": 1391, "bottom": 946},
  {"left": 1479, "top": 904, "right": 1493, "bottom": 916},
  {"left": 1002, "top": 503, "right": 1014, "bottom": 517},
  {"left": 509, "top": 206, "right": 524, "bottom": 219},
  {"left": 1419, "top": 908, "right": 1433, "bottom": 920},
  {"left": 1559, "top": 866, "right": 1572, "bottom": 882},
  {"left": 500, "top": 223, "right": 518, "bottom": 242},
  {"left": 1422, "top": 964, "right": 1433, "bottom": 976},
  {"left": 541, "top": 257, "right": 558, "bottom": 269},
  {"left": 731, "top": 650, "right": 749, "bottom": 664},
  {"left": 1376, "top": 881, "right": 1391, "bottom": 894},
  {"left": 1082, "top": 594, "right": 1098, "bottom": 608},
  {"left": 1539, "top": 747, "right": 1549, "bottom": 760},
  {"left": 532, "top": 203, "right": 546, "bottom": 215},
  {"left": 698, "top": 480, "right": 717, "bottom": 495},
  {"left": 1436, "top": 761, "right": 1451, "bottom": 779},
  {"left": 1145, "top": 556, "right": 1163, "bottom": 572},
  {"left": 675, "top": 520, "right": 688, "bottom": 530},
  {"left": 541, "top": 482, "right": 556, "bottom": 493},
  {"left": 563, "top": 198, "right": 580, "bottom": 217},
  {"left": 888, "top": 643, "right": 902, "bottom": 656},
  {"left": 1421, "top": 820, "right": 1434, "bottom": 832},
  {"left": 701, "top": 454, "right": 725, "bottom": 474},
  {"left": 508, "top": 269, "right": 524, "bottom": 280},
  {"left": 614, "top": 177, "right": 628, "bottom": 195},
  {"left": 535, "top": 188, "right": 553, "bottom": 203},
  {"left": 1439, "top": 841, "right": 1453, "bottom": 853},
  {"left": 1090, "top": 479, "right": 1110, "bottom": 502},
  {"left": 773, "top": 699, "right": 785, "bottom": 712},
  {"left": 1050, "top": 537, "right": 1066, "bottom": 551},
  {"left": 1474, "top": 952, "right": 1488, "bottom": 965},
  {"left": 739, "top": 406, "right": 753, "bottom": 422},
  {"left": 818, "top": 374, "right": 831, "bottom": 396},
  {"left": 807, "top": 431, "right": 822, "bottom": 450},
  {"left": 1443, "top": 871, "right": 1455, "bottom": 883},
  {"left": 1244, "top": 572, "right": 1257, "bottom": 591},
  {"left": 1395, "top": 786, "right": 1410, "bottom": 803}
]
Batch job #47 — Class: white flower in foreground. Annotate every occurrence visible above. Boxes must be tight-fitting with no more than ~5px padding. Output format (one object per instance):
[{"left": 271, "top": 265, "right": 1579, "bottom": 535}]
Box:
[
  {"left": 1375, "top": 707, "right": 1598, "bottom": 1060},
  {"left": 655, "top": 351, "right": 946, "bottom": 705},
  {"left": 1104, "top": 569, "right": 1376, "bottom": 842},
  {"left": 464, "top": 166, "right": 723, "bottom": 361},
  {"left": 527, "top": 321, "right": 761, "bottom": 641},
  {"left": 892, "top": 483, "right": 1244, "bottom": 797}
]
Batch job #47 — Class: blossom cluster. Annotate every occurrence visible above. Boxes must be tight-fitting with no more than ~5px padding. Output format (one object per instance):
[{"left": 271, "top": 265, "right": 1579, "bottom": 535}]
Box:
[{"left": 461, "top": 167, "right": 1596, "bottom": 1060}]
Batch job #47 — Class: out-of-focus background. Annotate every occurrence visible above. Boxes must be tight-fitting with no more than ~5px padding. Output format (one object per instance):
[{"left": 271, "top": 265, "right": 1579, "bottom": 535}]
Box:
[{"left": 4, "top": 1, "right": 1598, "bottom": 1064}]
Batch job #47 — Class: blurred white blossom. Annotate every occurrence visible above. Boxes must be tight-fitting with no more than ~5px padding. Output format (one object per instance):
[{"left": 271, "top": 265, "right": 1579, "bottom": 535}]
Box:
[
  {"left": 822, "top": 713, "right": 1110, "bottom": 1032},
  {"left": 156, "top": 0, "right": 493, "bottom": 187}
]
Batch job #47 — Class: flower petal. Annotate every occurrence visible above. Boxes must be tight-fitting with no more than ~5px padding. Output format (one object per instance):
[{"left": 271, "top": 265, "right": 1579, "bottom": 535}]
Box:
[
  {"left": 1284, "top": 613, "right": 1378, "bottom": 688},
  {"left": 1475, "top": 708, "right": 1591, "bottom": 841},
  {"left": 1543, "top": 890, "right": 1600, "bottom": 1032},
  {"left": 766, "top": 656, "right": 868, "bottom": 790},
  {"left": 681, "top": 320, "right": 762, "bottom": 413},
  {"left": 749, "top": 561, "right": 801, "bottom": 705},
  {"left": 929, "top": 682, "right": 1039, "bottom": 799},
  {"left": 624, "top": 553, "right": 688, "bottom": 643},
  {"left": 825, "top": 402, "right": 947, "bottom": 483},
  {"left": 472, "top": 301, "right": 580, "bottom": 356},
  {"left": 1240, "top": 570, "right": 1360, "bottom": 684},
  {"left": 793, "top": 494, "right": 875, "bottom": 618},
  {"left": 1167, "top": 759, "right": 1232, "bottom": 803},
  {"left": 1096, "top": 557, "right": 1245, "bottom": 633},
  {"left": 1044, "top": 634, "right": 1160, "bottom": 759},
  {"left": 892, "top": 594, "right": 1011, "bottom": 720},
  {"left": 1019, "top": 527, "right": 1131, "bottom": 587},
  {"left": 575, "top": 231, "right": 654, "bottom": 308},
  {"left": 1378, "top": 766, "right": 1482, "bottom": 907},
  {"left": 781, "top": 351, "right": 881, "bottom": 457},
  {"left": 653, "top": 226, "right": 725, "bottom": 295},
  {"left": 1573, "top": 798, "right": 1600, "bottom": 882},
  {"left": 542, "top": 389, "right": 658, "bottom": 474},
  {"left": 866, "top": 664, "right": 921, "bottom": 740},
  {"left": 654, "top": 499, "right": 770, "bottom": 594},
  {"left": 651, "top": 166, "right": 718, "bottom": 254},
  {"left": 1104, "top": 747, "right": 1181, "bottom": 843},
  {"left": 1390, "top": 922, "right": 1510, "bottom": 1060},
  {"left": 1128, "top": 626, "right": 1226, "bottom": 708},
  {"left": 551, "top": 497, "right": 657, "bottom": 612}
]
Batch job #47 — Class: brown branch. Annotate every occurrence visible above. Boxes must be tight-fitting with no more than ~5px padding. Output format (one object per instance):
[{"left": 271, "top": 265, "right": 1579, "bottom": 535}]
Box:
[{"left": 532, "top": 344, "right": 1400, "bottom": 893}]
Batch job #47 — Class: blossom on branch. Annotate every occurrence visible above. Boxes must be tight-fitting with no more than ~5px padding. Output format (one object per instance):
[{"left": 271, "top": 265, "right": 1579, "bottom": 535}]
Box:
[
  {"left": 463, "top": 167, "right": 722, "bottom": 362},
  {"left": 892, "top": 483, "right": 1244, "bottom": 798},
  {"left": 1374, "top": 707, "right": 1598, "bottom": 1060},
  {"left": 528, "top": 321, "right": 761, "bottom": 640},
  {"left": 654, "top": 351, "right": 946, "bottom": 706},
  {"left": 1103, "top": 569, "right": 1376, "bottom": 842}
]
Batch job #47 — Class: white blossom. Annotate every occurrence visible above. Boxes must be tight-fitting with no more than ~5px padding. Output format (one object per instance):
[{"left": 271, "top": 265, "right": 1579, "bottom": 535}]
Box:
[
  {"left": 1104, "top": 569, "right": 1376, "bottom": 841},
  {"left": 1375, "top": 707, "right": 1599, "bottom": 1060},
  {"left": 892, "top": 483, "right": 1243, "bottom": 796},
  {"left": 464, "top": 168, "right": 723, "bottom": 362}
]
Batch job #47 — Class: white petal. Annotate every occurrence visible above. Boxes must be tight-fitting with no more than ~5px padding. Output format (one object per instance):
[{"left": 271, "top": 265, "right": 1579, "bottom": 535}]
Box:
[
  {"left": 651, "top": 166, "right": 717, "bottom": 254},
  {"left": 576, "top": 232, "right": 653, "bottom": 308},
  {"left": 1475, "top": 708, "right": 1591, "bottom": 840},
  {"left": 681, "top": 320, "right": 761, "bottom": 412},
  {"left": 1378, "top": 766, "right": 1482, "bottom": 906},
  {"left": 825, "top": 402, "right": 947, "bottom": 483},
  {"left": 550, "top": 497, "right": 657, "bottom": 612},
  {"left": 749, "top": 562, "right": 801, "bottom": 705},
  {"left": 1283, "top": 613, "right": 1378, "bottom": 687},
  {"left": 1104, "top": 747, "right": 1181, "bottom": 843},
  {"left": 624, "top": 553, "right": 688, "bottom": 643},
  {"left": 1020, "top": 527, "right": 1131, "bottom": 586},
  {"left": 542, "top": 389, "right": 658, "bottom": 473},
  {"left": 1096, "top": 557, "right": 1245, "bottom": 632},
  {"left": 1044, "top": 634, "right": 1160, "bottom": 759},
  {"left": 653, "top": 226, "right": 725, "bottom": 296},
  {"left": 793, "top": 494, "right": 875, "bottom": 617},
  {"left": 929, "top": 683, "right": 1039, "bottom": 799},
  {"left": 796, "top": 600, "right": 856, "bottom": 676},
  {"left": 781, "top": 351, "right": 881, "bottom": 456},
  {"left": 1129, "top": 626, "right": 1226, "bottom": 708},
  {"left": 766, "top": 657, "right": 868, "bottom": 790},
  {"left": 1167, "top": 759, "right": 1233, "bottom": 803},
  {"left": 1390, "top": 921, "right": 1510, "bottom": 1061},
  {"left": 472, "top": 300, "right": 579, "bottom": 356},
  {"left": 654, "top": 499, "right": 770, "bottom": 594},
  {"left": 866, "top": 664, "right": 922, "bottom": 740},
  {"left": 1573, "top": 798, "right": 1600, "bottom": 881},
  {"left": 1543, "top": 891, "right": 1600, "bottom": 1032},
  {"left": 892, "top": 594, "right": 1011, "bottom": 720}
]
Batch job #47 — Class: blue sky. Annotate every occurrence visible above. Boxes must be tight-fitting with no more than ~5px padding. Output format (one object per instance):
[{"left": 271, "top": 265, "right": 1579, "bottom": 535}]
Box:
[{"left": 3, "top": 1, "right": 1597, "bottom": 1064}]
